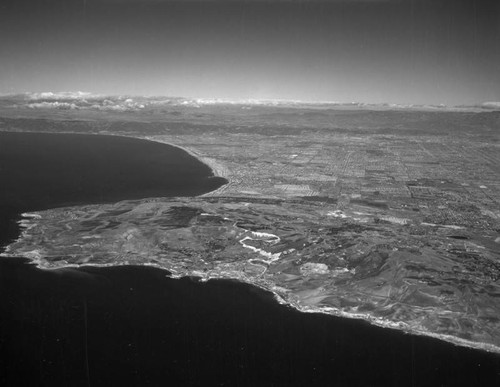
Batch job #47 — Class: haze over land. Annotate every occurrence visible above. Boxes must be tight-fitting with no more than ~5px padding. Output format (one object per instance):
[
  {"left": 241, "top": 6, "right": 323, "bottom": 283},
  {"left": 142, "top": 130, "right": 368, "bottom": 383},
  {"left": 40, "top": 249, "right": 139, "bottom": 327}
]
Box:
[{"left": 1, "top": 92, "right": 499, "bottom": 113}]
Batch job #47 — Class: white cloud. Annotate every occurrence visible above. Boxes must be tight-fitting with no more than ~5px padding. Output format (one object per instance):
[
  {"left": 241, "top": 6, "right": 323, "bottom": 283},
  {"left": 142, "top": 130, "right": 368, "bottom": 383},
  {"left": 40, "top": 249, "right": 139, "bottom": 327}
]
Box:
[
  {"left": 26, "top": 91, "right": 96, "bottom": 100},
  {"left": 27, "top": 102, "right": 79, "bottom": 110},
  {"left": 481, "top": 102, "right": 500, "bottom": 110}
]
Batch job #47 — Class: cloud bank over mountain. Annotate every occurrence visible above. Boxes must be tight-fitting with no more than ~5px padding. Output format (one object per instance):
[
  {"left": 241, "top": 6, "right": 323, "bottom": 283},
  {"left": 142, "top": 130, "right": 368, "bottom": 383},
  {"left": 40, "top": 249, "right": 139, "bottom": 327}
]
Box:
[{"left": 2, "top": 92, "right": 498, "bottom": 112}]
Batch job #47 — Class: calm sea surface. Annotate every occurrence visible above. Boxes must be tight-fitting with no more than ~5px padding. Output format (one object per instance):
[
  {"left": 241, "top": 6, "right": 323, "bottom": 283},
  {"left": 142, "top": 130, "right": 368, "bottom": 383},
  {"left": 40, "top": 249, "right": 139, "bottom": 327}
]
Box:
[{"left": 0, "top": 131, "right": 499, "bottom": 386}]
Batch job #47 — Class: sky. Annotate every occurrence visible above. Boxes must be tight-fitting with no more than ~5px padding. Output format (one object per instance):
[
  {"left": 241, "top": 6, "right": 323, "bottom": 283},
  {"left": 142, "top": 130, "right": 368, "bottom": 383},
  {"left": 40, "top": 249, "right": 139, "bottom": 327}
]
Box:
[{"left": 0, "top": 0, "right": 499, "bottom": 105}]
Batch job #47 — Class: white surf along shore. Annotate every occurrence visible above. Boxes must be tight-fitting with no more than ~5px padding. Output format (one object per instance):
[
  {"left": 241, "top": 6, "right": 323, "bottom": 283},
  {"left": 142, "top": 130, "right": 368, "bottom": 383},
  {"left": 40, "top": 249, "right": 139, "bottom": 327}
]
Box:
[{"left": 142, "top": 135, "right": 231, "bottom": 197}]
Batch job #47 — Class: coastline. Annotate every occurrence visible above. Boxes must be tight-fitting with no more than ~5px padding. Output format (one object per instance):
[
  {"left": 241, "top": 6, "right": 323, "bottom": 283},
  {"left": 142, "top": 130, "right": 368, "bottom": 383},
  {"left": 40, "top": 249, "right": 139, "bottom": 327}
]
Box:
[
  {"left": 3, "top": 242, "right": 500, "bottom": 355},
  {"left": 4, "top": 207, "right": 500, "bottom": 356},
  {"left": 0, "top": 129, "right": 232, "bottom": 197},
  {"left": 141, "top": 135, "right": 231, "bottom": 196},
  {"left": 142, "top": 135, "right": 230, "bottom": 179}
]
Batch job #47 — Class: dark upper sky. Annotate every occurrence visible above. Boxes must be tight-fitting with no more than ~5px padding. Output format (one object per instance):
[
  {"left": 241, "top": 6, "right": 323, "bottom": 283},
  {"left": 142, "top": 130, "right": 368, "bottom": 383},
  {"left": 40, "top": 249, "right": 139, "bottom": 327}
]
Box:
[{"left": 1, "top": 0, "right": 499, "bottom": 105}]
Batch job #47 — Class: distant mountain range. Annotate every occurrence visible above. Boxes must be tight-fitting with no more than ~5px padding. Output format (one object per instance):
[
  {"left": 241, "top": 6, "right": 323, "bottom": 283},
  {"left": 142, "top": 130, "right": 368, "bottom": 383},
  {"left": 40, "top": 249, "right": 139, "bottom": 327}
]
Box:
[{"left": 0, "top": 92, "right": 498, "bottom": 112}]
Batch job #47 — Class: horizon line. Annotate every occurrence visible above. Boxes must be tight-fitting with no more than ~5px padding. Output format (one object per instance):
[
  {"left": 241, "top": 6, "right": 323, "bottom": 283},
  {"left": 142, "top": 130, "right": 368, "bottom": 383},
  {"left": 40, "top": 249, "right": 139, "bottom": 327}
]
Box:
[{"left": 1, "top": 91, "right": 499, "bottom": 110}]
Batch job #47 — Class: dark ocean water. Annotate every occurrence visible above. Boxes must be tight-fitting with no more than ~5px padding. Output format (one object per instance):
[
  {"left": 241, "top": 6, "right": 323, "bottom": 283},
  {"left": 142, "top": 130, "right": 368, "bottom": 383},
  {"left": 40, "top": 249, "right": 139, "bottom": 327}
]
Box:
[{"left": 0, "top": 131, "right": 499, "bottom": 386}]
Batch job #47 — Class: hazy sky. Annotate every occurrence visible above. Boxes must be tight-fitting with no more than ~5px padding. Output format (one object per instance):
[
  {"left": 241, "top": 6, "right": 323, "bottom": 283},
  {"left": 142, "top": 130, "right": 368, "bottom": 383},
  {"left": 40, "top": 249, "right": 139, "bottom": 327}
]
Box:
[{"left": 1, "top": 0, "right": 499, "bottom": 104}]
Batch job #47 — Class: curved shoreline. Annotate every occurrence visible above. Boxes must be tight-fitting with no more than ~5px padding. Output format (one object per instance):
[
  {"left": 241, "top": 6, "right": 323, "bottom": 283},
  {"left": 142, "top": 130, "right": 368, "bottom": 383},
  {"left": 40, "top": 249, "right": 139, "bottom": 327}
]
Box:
[
  {"left": 137, "top": 135, "right": 231, "bottom": 196},
  {"left": 0, "top": 129, "right": 231, "bottom": 198},
  {"left": 5, "top": 206, "right": 500, "bottom": 356},
  {"left": 5, "top": 250, "right": 500, "bottom": 355}
]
